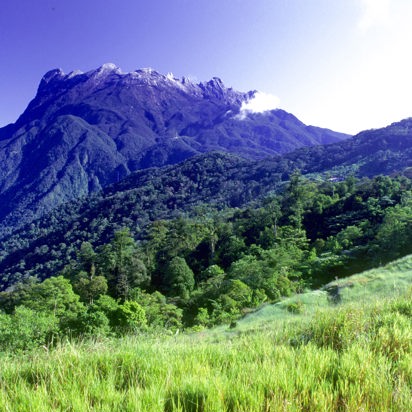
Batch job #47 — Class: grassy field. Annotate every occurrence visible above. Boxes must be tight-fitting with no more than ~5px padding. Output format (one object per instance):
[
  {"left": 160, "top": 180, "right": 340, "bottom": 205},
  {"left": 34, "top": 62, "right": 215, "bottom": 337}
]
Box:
[
  {"left": 0, "top": 255, "right": 411, "bottom": 411},
  {"left": 233, "top": 252, "right": 412, "bottom": 332}
]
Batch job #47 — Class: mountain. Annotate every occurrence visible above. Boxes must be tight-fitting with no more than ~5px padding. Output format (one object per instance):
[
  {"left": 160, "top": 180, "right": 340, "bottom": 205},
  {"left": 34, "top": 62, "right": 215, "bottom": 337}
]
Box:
[
  {"left": 0, "top": 64, "right": 349, "bottom": 233},
  {"left": 1, "top": 115, "right": 411, "bottom": 289},
  {"left": 279, "top": 117, "right": 412, "bottom": 177}
]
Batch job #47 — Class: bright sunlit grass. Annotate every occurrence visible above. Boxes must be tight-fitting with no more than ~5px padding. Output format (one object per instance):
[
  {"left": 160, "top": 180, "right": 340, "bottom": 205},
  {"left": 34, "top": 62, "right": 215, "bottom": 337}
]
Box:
[{"left": 1, "top": 255, "right": 411, "bottom": 411}]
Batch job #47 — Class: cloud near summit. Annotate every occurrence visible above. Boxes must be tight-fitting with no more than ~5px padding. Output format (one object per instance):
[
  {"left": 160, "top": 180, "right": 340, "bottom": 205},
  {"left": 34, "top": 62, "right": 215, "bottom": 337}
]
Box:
[{"left": 237, "top": 91, "right": 280, "bottom": 119}]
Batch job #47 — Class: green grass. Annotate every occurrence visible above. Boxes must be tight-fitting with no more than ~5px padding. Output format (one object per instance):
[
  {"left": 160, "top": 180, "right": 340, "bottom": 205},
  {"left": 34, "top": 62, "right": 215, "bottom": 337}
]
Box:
[
  {"left": 233, "top": 253, "right": 412, "bottom": 333},
  {"left": 1, "top": 255, "right": 412, "bottom": 411}
]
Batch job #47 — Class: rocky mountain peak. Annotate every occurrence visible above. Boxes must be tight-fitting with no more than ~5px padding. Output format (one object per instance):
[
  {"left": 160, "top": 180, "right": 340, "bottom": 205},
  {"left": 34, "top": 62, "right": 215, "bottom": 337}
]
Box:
[
  {"left": 0, "top": 64, "right": 350, "bottom": 235},
  {"left": 40, "top": 68, "right": 65, "bottom": 84},
  {"left": 33, "top": 64, "right": 244, "bottom": 107}
]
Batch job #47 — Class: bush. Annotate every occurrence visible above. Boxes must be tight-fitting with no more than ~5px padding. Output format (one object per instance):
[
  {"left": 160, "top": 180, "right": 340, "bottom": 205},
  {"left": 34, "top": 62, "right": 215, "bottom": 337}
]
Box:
[
  {"left": 114, "top": 301, "right": 147, "bottom": 333},
  {"left": 0, "top": 306, "right": 58, "bottom": 352},
  {"left": 286, "top": 300, "right": 304, "bottom": 314}
]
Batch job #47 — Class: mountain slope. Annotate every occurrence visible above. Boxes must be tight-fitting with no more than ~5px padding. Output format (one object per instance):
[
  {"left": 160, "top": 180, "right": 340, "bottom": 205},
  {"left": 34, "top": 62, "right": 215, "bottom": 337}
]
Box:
[
  {"left": 0, "top": 64, "right": 348, "bottom": 232},
  {"left": 281, "top": 117, "right": 412, "bottom": 176},
  {"left": 235, "top": 253, "right": 412, "bottom": 332},
  {"left": 1, "top": 113, "right": 412, "bottom": 289}
]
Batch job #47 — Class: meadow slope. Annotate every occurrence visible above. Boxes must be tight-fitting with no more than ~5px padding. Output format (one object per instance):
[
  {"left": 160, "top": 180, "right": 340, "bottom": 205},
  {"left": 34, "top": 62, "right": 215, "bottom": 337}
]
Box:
[{"left": 0, "top": 255, "right": 411, "bottom": 411}]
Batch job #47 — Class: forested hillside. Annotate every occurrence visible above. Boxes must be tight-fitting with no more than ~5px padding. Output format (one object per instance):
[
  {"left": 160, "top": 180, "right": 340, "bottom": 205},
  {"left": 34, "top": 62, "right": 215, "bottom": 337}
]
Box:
[
  {"left": 1, "top": 170, "right": 411, "bottom": 345},
  {"left": 1, "top": 112, "right": 412, "bottom": 288}
]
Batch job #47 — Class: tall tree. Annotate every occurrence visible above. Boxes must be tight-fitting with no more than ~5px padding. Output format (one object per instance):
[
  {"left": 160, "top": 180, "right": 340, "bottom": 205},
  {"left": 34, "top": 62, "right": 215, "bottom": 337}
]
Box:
[
  {"left": 165, "top": 256, "right": 195, "bottom": 300},
  {"left": 99, "top": 229, "right": 149, "bottom": 300}
]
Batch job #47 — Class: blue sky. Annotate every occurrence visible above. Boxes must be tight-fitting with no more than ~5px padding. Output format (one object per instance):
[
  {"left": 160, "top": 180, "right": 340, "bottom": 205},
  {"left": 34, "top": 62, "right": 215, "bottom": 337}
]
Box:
[{"left": 1, "top": 0, "right": 412, "bottom": 134}]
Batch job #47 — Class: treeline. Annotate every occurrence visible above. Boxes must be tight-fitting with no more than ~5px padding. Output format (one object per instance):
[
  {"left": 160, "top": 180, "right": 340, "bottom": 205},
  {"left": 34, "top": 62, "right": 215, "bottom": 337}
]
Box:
[{"left": 0, "top": 173, "right": 411, "bottom": 352}]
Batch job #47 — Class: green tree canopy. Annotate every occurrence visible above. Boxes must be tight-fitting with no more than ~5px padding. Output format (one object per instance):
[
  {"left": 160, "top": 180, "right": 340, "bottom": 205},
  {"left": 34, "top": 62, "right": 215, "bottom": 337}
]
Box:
[{"left": 165, "top": 256, "right": 195, "bottom": 300}]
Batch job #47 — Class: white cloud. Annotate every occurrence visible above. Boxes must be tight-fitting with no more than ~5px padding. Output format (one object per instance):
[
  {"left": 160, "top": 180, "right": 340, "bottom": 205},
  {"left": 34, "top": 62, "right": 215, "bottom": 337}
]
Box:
[
  {"left": 237, "top": 91, "right": 280, "bottom": 119},
  {"left": 358, "top": 0, "right": 391, "bottom": 31}
]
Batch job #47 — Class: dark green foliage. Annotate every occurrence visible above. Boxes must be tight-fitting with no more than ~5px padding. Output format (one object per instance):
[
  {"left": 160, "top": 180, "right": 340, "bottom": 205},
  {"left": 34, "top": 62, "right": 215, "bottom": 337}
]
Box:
[
  {"left": 1, "top": 125, "right": 411, "bottom": 288},
  {"left": 16, "top": 276, "right": 84, "bottom": 320},
  {"left": 98, "top": 229, "right": 149, "bottom": 300},
  {"left": 69, "top": 307, "right": 111, "bottom": 337},
  {"left": 130, "top": 289, "right": 183, "bottom": 330},
  {"left": 375, "top": 196, "right": 412, "bottom": 261},
  {"left": 0, "top": 171, "right": 411, "bottom": 352},
  {"left": 92, "top": 294, "right": 121, "bottom": 329},
  {"left": 0, "top": 277, "right": 84, "bottom": 351},
  {"left": 165, "top": 257, "right": 195, "bottom": 300},
  {"left": 71, "top": 272, "right": 108, "bottom": 304},
  {"left": 215, "top": 235, "right": 246, "bottom": 270}
]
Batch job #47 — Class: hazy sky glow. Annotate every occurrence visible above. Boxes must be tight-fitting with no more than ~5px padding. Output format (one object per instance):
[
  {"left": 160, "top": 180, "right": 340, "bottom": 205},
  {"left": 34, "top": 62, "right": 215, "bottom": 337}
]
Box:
[{"left": 1, "top": 0, "right": 412, "bottom": 134}]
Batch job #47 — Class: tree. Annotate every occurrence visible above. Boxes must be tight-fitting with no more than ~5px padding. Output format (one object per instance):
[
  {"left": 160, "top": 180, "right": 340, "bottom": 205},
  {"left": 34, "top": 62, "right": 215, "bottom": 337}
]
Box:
[
  {"left": 376, "top": 199, "right": 412, "bottom": 260},
  {"left": 229, "top": 243, "right": 302, "bottom": 300},
  {"left": 216, "top": 235, "right": 246, "bottom": 269},
  {"left": 143, "top": 220, "right": 169, "bottom": 272},
  {"left": 128, "top": 289, "right": 183, "bottom": 331},
  {"left": 336, "top": 225, "right": 363, "bottom": 249},
  {"left": 226, "top": 279, "right": 253, "bottom": 308},
  {"left": 0, "top": 277, "right": 38, "bottom": 314},
  {"left": 71, "top": 271, "right": 108, "bottom": 304},
  {"left": 92, "top": 294, "right": 120, "bottom": 329},
  {"left": 165, "top": 256, "right": 195, "bottom": 299},
  {"left": 114, "top": 301, "right": 147, "bottom": 332},
  {"left": 194, "top": 307, "right": 211, "bottom": 328},
  {"left": 282, "top": 170, "right": 316, "bottom": 228},
  {"left": 99, "top": 229, "right": 149, "bottom": 300},
  {"left": 69, "top": 307, "right": 110, "bottom": 337},
  {"left": 19, "top": 276, "right": 84, "bottom": 320},
  {"left": 78, "top": 242, "right": 97, "bottom": 275},
  {"left": 0, "top": 307, "right": 58, "bottom": 352}
]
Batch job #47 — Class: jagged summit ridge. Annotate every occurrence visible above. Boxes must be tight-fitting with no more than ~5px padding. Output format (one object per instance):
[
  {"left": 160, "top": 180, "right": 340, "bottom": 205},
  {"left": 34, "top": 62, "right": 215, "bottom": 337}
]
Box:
[
  {"left": 39, "top": 63, "right": 232, "bottom": 97},
  {"left": 23, "top": 64, "right": 248, "bottom": 130}
]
